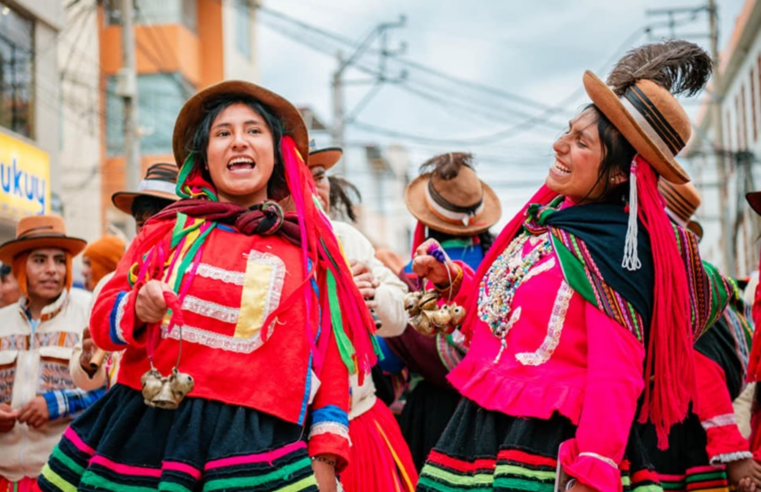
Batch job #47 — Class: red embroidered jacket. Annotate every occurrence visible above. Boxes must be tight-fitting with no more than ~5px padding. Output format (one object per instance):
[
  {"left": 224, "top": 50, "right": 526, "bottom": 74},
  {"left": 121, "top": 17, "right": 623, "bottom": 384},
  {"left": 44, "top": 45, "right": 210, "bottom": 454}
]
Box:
[{"left": 91, "top": 219, "right": 351, "bottom": 467}]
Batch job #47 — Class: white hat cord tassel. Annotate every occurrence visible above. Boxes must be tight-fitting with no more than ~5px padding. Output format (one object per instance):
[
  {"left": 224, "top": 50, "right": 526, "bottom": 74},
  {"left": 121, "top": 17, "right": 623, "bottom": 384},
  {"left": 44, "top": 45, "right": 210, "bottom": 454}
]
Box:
[{"left": 622, "top": 159, "right": 641, "bottom": 271}]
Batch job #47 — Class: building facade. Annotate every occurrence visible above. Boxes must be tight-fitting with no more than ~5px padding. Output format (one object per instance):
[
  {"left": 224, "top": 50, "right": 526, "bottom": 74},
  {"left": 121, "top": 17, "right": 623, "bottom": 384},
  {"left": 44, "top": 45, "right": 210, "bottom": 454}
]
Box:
[
  {"left": 689, "top": 0, "right": 761, "bottom": 277},
  {"left": 98, "top": 0, "right": 259, "bottom": 234},
  {"left": 0, "top": 0, "right": 63, "bottom": 243}
]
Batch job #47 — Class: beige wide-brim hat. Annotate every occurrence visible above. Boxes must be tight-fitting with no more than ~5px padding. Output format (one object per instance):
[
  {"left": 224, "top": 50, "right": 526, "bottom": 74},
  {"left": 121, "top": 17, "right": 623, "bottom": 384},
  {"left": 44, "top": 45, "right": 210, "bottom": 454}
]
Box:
[
  {"left": 308, "top": 147, "right": 343, "bottom": 170},
  {"left": 172, "top": 80, "right": 309, "bottom": 168},
  {"left": 0, "top": 215, "right": 87, "bottom": 264},
  {"left": 658, "top": 179, "right": 703, "bottom": 240},
  {"left": 583, "top": 71, "right": 691, "bottom": 184},
  {"left": 111, "top": 162, "right": 179, "bottom": 214},
  {"left": 405, "top": 169, "right": 501, "bottom": 236}
]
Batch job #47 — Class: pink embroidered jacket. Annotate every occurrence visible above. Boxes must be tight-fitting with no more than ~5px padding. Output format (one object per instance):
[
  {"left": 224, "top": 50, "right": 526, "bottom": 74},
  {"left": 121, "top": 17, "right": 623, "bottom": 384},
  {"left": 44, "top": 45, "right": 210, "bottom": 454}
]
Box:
[{"left": 447, "top": 231, "right": 645, "bottom": 492}]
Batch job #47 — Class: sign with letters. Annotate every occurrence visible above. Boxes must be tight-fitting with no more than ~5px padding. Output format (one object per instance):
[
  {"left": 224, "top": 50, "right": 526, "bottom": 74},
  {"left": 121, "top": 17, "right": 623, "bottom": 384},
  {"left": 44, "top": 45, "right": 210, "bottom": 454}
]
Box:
[{"left": 0, "top": 131, "right": 51, "bottom": 219}]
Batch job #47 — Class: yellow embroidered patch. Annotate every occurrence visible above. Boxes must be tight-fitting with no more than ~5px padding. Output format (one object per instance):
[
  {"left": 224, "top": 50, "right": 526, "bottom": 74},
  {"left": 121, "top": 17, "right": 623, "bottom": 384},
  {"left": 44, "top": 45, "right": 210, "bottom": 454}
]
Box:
[{"left": 234, "top": 255, "right": 275, "bottom": 339}]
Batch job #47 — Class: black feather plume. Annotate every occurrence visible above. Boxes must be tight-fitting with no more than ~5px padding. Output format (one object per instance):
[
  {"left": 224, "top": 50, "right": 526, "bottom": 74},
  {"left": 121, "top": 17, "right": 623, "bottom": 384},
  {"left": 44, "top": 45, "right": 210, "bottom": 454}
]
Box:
[
  {"left": 419, "top": 152, "right": 474, "bottom": 180},
  {"left": 606, "top": 40, "right": 713, "bottom": 97}
]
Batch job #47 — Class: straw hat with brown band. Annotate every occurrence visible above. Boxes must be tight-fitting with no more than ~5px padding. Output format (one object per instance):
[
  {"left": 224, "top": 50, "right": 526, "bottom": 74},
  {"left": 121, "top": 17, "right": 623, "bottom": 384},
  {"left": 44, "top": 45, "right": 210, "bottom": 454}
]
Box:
[
  {"left": 0, "top": 215, "right": 87, "bottom": 264},
  {"left": 657, "top": 179, "right": 703, "bottom": 239},
  {"left": 112, "top": 163, "right": 180, "bottom": 215},
  {"left": 405, "top": 153, "right": 501, "bottom": 236},
  {"left": 172, "top": 80, "right": 309, "bottom": 170},
  {"left": 583, "top": 40, "right": 712, "bottom": 270},
  {"left": 307, "top": 140, "right": 343, "bottom": 170}
]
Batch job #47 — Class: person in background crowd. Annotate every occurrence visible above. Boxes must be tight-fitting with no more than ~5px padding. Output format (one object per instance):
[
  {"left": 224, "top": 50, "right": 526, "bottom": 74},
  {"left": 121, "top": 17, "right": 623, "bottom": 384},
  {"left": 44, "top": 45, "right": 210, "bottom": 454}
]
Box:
[
  {"left": 309, "top": 145, "right": 418, "bottom": 492},
  {"left": 0, "top": 264, "right": 20, "bottom": 308},
  {"left": 412, "top": 41, "right": 731, "bottom": 492},
  {"left": 37, "top": 80, "right": 377, "bottom": 492},
  {"left": 743, "top": 190, "right": 761, "bottom": 466},
  {"left": 0, "top": 215, "right": 103, "bottom": 492},
  {"left": 638, "top": 179, "right": 761, "bottom": 492},
  {"left": 71, "top": 163, "right": 180, "bottom": 392},
  {"left": 80, "top": 236, "right": 125, "bottom": 292},
  {"left": 384, "top": 152, "right": 501, "bottom": 471}
]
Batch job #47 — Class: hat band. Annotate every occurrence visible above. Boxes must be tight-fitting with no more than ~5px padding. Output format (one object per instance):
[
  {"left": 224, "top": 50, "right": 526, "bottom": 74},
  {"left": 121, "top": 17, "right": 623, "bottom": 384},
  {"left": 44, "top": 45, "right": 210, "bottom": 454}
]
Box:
[
  {"left": 621, "top": 89, "right": 684, "bottom": 160},
  {"left": 18, "top": 225, "right": 67, "bottom": 240},
  {"left": 664, "top": 207, "right": 688, "bottom": 228},
  {"left": 137, "top": 179, "right": 177, "bottom": 195},
  {"left": 659, "top": 184, "right": 696, "bottom": 223},
  {"left": 425, "top": 182, "right": 485, "bottom": 227}
]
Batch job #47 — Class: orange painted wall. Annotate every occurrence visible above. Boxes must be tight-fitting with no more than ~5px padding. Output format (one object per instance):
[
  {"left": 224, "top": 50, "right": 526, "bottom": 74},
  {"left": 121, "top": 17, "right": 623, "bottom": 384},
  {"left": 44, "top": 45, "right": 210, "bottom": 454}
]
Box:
[{"left": 98, "top": 0, "right": 224, "bottom": 228}]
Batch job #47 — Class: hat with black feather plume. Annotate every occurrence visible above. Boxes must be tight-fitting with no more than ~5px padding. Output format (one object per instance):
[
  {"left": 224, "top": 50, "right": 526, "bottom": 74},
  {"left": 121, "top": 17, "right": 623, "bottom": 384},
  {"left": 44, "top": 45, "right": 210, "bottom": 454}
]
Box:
[{"left": 584, "top": 39, "right": 712, "bottom": 183}]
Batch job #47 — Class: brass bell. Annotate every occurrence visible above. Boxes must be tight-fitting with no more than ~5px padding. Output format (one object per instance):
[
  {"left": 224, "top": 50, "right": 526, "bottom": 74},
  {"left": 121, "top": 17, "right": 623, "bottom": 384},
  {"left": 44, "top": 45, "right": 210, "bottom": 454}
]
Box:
[
  {"left": 450, "top": 305, "right": 466, "bottom": 325},
  {"left": 141, "top": 369, "right": 163, "bottom": 406},
  {"left": 404, "top": 292, "right": 422, "bottom": 316},
  {"left": 418, "top": 290, "right": 440, "bottom": 311},
  {"left": 169, "top": 368, "right": 194, "bottom": 404},
  {"left": 431, "top": 306, "right": 453, "bottom": 329},
  {"left": 417, "top": 312, "right": 436, "bottom": 337},
  {"left": 151, "top": 378, "right": 179, "bottom": 410}
]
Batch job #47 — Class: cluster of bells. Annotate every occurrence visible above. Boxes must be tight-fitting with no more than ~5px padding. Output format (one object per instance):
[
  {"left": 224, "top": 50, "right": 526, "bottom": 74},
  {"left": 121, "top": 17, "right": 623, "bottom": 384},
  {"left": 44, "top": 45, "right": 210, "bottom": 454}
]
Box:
[
  {"left": 404, "top": 289, "right": 466, "bottom": 336},
  {"left": 141, "top": 368, "right": 195, "bottom": 410}
]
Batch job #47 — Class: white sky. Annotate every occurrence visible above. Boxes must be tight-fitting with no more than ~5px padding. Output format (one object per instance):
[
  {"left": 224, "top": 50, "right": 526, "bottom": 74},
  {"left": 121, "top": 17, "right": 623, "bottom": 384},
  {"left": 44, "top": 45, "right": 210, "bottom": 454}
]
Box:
[{"left": 257, "top": 0, "right": 748, "bottom": 227}]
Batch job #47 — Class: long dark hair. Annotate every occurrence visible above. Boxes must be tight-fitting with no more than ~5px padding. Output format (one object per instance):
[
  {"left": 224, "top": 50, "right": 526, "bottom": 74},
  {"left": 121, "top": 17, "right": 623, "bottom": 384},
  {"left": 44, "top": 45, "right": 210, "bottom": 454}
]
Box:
[
  {"left": 578, "top": 104, "right": 637, "bottom": 205},
  {"left": 187, "top": 95, "right": 289, "bottom": 201},
  {"left": 328, "top": 176, "right": 362, "bottom": 222}
]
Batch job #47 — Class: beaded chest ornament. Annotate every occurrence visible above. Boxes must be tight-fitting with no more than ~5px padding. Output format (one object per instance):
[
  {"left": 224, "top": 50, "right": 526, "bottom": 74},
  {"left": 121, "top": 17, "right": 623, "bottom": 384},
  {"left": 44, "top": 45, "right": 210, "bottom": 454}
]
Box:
[{"left": 478, "top": 232, "right": 552, "bottom": 362}]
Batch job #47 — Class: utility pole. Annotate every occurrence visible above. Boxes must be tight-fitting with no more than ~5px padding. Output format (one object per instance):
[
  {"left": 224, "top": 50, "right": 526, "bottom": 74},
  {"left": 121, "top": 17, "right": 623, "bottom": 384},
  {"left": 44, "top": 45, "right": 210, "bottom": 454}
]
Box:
[
  {"left": 646, "top": 2, "right": 731, "bottom": 273},
  {"left": 331, "top": 16, "right": 406, "bottom": 175},
  {"left": 117, "top": 0, "right": 140, "bottom": 235},
  {"left": 706, "top": 0, "right": 733, "bottom": 275}
]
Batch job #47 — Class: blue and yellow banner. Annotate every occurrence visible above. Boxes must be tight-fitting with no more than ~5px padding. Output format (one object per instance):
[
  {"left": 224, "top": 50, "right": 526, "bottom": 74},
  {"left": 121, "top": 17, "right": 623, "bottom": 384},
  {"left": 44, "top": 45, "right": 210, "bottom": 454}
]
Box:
[{"left": 0, "top": 131, "right": 50, "bottom": 219}]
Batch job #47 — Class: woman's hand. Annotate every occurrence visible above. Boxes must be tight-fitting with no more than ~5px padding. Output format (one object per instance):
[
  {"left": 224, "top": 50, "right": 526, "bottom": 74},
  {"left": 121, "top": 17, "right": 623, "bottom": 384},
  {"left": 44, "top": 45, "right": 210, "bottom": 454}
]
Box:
[
  {"left": 412, "top": 239, "right": 459, "bottom": 286},
  {"left": 311, "top": 455, "right": 338, "bottom": 492},
  {"left": 135, "top": 280, "right": 173, "bottom": 324},
  {"left": 728, "top": 459, "right": 761, "bottom": 491},
  {"left": 17, "top": 396, "right": 50, "bottom": 428}
]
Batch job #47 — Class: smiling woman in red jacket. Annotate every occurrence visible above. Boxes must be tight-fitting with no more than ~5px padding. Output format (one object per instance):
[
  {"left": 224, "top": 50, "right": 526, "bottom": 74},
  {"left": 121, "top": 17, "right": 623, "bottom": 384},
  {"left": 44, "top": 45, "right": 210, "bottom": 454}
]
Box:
[{"left": 34, "top": 81, "right": 378, "bottom": 492}]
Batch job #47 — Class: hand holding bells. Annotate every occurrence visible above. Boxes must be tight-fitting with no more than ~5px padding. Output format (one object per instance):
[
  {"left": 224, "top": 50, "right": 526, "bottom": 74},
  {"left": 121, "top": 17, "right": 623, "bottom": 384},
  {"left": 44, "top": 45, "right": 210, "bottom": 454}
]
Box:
[
  {"left": 141, "top": 291, "right": 194, "bottom": 410},
  {"left": 404, "top": 244, "right": 466, "bottom": 336}
]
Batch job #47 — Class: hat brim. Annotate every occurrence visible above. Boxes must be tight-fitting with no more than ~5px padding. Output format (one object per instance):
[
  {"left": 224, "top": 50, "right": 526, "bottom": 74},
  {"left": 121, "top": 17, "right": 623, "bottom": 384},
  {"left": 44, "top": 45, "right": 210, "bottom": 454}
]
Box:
[
  {"left": 111, "top": 190, "right": 179, "bottom": 215},
  {"left": 583, "top": 71, "right": 690, "bottom": 184},
  {"left": 308, "top": 148, "right": 343, "bottom": 170},
  {"left": 747, "top": 192, "right": 761, "bottom": 215},
  {"left": 0, "top": 236, "right": 87, "bottom": 264},
  {"left": 687, "top": 220, "right": 703, "bottom": 240},
  {"left": 172, "top": 81, "right": 309, "bottom": 168},
  {"left": 405, "top": 173, "right": 502, "bottom": 236}
]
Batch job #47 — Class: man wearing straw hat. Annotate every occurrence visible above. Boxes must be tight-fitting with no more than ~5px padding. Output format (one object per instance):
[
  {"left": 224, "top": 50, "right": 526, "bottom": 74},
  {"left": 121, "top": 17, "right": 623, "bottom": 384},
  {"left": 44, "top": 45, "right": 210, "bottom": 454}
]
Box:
[
  {"left": 0, "top": 215, "right": 102, "bottom": 492},
  {"left": 71, "top": 162, "right": 180, "bottom": 392}
]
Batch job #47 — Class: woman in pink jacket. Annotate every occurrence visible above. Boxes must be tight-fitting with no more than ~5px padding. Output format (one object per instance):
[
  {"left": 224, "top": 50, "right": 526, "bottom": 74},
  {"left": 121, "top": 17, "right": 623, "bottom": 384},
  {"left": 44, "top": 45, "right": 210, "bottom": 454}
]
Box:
[{"left": 413, "top": 41, "right": 731, "bottom": 492}]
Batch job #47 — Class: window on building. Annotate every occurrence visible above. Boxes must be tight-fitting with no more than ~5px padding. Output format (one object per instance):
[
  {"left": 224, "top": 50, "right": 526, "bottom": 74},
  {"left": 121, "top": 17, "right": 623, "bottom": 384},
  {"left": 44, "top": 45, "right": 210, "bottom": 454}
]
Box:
[
  {"left": 752, "top": 68, "right": 758, "bottom": 143},
  {"left": 235, "top": 0, "right": 252, "bottom": 59},
  {"left": 736, "top": 93, "right": 744, "bottom": 151},
  {"left": 106, "top": 73, "right": 190, "bottom": 156},
  {"left": 0, "top": 2, "right": 34, "bottom": 138},
  {"left": 105, "top": 0, "right": 197, "bottom": 32}
]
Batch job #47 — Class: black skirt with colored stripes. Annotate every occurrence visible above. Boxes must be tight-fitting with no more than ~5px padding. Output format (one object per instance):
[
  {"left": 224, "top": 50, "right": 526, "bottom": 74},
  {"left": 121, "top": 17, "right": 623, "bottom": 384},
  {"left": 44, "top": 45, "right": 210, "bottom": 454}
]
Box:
[
  {"left": 37, "top": 384, "right": 319, "bottom": 492},
  {"left": 637, "top": 413, "right": 730, "bottom": 492},
  {"left": 417, "top": 398, "right": 661, "bottom": 492}
]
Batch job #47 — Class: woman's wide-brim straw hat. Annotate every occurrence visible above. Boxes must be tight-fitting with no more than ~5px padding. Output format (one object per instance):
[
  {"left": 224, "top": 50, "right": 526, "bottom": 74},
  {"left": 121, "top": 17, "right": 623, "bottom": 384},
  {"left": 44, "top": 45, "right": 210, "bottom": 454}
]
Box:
[
  {"left": 583, "top": 71, "right": 692, "bottom": 184},
  {"left": 111, "top": 162, "right": 180, "bottom": 214},
  {"left": 308, "top": 147, "right": 343, "bottom": 170},
  {"left": 658, "top": 179, "right": 703, "bottom": 239},
  {"left": 0, "top": 215, "right": 87, "bottom": 264},
  {"left": 405, "top": 165, "right": 501, "bottom": 236},
  {"left": 172, "top": 80, "right": 309, "bottom": 168}
]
